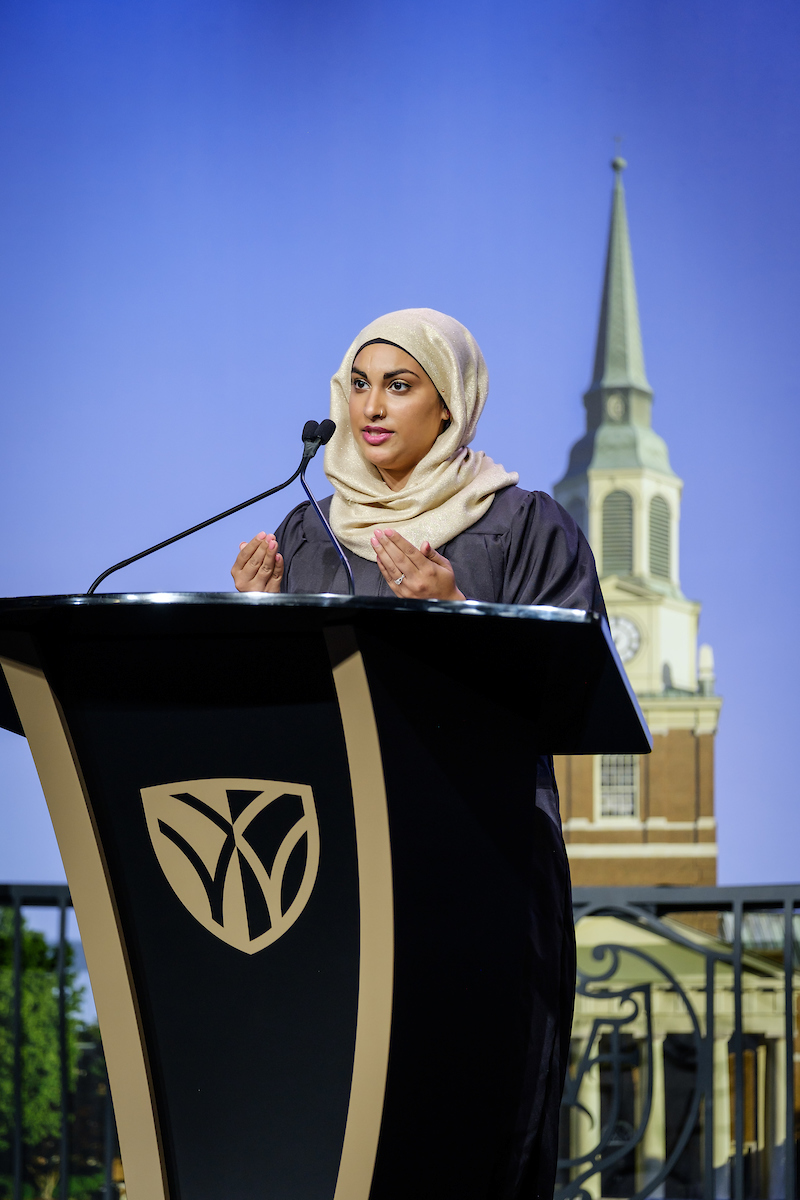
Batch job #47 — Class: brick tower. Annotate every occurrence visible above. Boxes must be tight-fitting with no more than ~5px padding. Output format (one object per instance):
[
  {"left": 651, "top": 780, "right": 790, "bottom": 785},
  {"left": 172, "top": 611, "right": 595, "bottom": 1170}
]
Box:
[{"left": 553, "top": 159, "right": 722, "bottom": 886}]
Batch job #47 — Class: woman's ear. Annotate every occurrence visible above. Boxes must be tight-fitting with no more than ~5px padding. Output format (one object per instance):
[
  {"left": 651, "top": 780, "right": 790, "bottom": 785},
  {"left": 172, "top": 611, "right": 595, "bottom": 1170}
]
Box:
[{"left": 438, "top": 393, "right": 450, "bottom": 436}]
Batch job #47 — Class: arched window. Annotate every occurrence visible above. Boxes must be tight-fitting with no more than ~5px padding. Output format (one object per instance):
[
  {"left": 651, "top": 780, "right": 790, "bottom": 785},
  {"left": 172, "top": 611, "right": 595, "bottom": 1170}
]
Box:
[
  {"left": 602, "top": 491, "right": 633, "bottom": 576},
  {"left": 649, "top": 496, "right": 671, "bottom": 579}
]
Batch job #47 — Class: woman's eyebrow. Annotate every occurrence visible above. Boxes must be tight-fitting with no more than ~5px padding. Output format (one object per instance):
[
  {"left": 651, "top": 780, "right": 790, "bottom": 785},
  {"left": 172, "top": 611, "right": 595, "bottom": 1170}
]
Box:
[{"left": 350, "top": 366, "right": 420, "bottom": 380}]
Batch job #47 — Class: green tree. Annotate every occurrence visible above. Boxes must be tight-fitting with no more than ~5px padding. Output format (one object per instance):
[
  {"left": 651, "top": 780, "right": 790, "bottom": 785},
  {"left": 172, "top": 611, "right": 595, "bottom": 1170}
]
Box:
[{"left": 0, "top": 909, "right": 82, "bottom": 1197}]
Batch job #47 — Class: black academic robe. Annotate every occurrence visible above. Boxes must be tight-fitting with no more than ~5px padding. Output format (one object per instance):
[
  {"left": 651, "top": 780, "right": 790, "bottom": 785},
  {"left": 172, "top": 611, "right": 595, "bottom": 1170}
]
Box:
[
  {"left": 276, "top": 485, "right": 604, "bottom": 612},
  {"left": 275, "top": 485, "right": 603, "bottom": 1200}
]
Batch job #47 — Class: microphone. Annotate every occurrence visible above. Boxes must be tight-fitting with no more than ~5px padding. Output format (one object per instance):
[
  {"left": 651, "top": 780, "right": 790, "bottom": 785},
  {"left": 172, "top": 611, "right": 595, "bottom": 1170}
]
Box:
[
  {"left": 86, "top": 420, "right": 329, "bottom": 595},
  {"left": 299, "top": 420, "right": 356, "bottom": 597}
]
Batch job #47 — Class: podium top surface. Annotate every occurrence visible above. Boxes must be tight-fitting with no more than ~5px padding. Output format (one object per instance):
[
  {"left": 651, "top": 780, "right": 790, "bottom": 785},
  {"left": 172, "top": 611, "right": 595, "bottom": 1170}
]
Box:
[
  {"left": 0, "top": 592, "right": 651, "bottom": 753},
  {"left": 0, "top": 589, "right": 595, "bottom": 621}
]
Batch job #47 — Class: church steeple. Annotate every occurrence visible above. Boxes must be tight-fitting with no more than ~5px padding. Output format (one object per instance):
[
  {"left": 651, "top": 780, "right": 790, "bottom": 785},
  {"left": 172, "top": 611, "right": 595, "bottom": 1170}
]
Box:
[
  {"left": 555, "top": 154, "right": 693, "bottom": 615},
  {"left": 588, "top": 157, "right": 652, "bottom": 398},
  {"left": 551, "top": 156, "right": 721, "bottom": 895},
  {"left": 555, "top": 159, "right": 675, "bottom": 501}
]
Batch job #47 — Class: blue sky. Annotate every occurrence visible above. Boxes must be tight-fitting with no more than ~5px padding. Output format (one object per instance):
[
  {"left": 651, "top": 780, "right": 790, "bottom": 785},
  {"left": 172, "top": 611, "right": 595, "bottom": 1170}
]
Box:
[{"left": 0, "top": 0, "right": 798, "bottom": 883}]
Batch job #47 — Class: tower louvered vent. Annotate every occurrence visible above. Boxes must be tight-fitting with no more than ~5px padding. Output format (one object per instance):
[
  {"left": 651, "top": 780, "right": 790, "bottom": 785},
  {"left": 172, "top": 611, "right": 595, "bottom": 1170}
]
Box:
[
  {"left": 602, "top": 491, "right": 633, "bottom": 576},
  {"left": 649, "top": 496, "right": 671, "bottom": 579}
]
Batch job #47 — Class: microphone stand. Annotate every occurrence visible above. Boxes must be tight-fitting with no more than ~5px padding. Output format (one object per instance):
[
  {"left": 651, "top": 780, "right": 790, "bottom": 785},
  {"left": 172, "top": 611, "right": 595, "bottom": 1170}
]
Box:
[
  {"left": 86, "top": 421, "right": 326, "bottom": 595},
  {"left": 299, "top": 432, "right": 356, "bottom": 597}
]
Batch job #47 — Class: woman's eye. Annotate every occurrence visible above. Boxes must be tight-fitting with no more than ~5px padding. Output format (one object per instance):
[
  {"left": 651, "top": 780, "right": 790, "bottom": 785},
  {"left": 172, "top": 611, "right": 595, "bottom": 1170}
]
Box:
[
  {"left": 389, "top": 380, "right": 410, "bottom": 392},
  {"left": 352, "top": 379, "right": 368, "bottom": 390}
]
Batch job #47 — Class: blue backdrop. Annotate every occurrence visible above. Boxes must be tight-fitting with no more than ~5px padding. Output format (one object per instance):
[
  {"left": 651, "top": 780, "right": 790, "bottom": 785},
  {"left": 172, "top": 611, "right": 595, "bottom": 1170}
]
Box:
[{"left": 1, "top": 0, "right": 798, "bottom": 883}]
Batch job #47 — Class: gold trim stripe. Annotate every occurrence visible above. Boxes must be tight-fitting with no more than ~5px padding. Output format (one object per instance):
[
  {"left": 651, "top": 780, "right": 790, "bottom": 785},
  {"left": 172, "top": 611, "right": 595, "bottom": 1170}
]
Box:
[
  {"left": 331, "top": 649, "right": 394, "bottom": 1200},
  {"left": 1, "top": 659, "right": 168, "bottom": 1200}
]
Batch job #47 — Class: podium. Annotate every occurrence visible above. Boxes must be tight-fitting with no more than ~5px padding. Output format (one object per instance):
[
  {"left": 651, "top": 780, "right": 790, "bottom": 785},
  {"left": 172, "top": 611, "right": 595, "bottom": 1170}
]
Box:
[{"left": 0, "top": 593, "right": 649, "bottom": 1200}]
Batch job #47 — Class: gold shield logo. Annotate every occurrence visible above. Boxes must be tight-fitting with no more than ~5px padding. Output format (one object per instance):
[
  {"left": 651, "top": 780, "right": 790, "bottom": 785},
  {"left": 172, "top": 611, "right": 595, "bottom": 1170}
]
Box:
[{"left": 141, "top": 778, "right": 320, "bottom": 954}]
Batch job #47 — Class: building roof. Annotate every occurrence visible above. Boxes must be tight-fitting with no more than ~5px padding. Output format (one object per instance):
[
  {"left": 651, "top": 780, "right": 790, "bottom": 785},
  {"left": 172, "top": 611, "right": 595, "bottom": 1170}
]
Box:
[
  {"left": 589, "top": 157, "right": 652, "bottom": 396},
  {"left": 556, "top": 159, "right": 676, "bottom": 483}
]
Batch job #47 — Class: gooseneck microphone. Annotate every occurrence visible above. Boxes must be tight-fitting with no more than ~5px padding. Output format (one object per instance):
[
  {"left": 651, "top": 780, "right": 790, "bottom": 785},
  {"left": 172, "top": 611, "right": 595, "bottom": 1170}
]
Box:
[
  {"left": 299, "top": 420, "right": 356, "bottom": 597},
  {"left": 86, "top": 420, "right": 331, "bottom": 595}
]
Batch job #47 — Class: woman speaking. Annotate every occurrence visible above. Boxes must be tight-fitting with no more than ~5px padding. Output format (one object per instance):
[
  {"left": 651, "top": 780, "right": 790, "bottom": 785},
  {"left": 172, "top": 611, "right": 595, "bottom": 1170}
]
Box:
[
  {"left": 232, "top": 307, "right": 602, "bottom": 613},
  {"left": 231, "top": 308, "right": 603, "bottom": 1197}
]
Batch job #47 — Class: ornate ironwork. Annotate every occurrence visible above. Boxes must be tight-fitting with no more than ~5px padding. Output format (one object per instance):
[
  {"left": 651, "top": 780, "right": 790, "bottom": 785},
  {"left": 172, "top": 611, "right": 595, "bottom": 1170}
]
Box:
[
  {"left": 559, "top": 939, "right": 706, "bottom": 1200},
  {"left": 557, "top": 886, "right": 800, "bottom": 1200},
  {"left": 1, "top": 883, "right": 798, "bottom": 1200}
]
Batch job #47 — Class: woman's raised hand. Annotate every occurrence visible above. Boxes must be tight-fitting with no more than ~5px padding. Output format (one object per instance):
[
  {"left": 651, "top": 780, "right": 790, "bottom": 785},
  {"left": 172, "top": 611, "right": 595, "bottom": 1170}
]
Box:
[
  {"left": 232, "top": 532, "right": 284, "bottom": 593},
  {"left": 371, "top": 529, "right": 465, "bottom": 601}
]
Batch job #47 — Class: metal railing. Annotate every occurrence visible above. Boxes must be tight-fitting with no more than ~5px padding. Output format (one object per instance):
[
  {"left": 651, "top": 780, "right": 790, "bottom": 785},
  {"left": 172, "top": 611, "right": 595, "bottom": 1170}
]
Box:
[
  {"left": 2, "top": 883, "right": 798, "bottom": 1200},
  {"left": 0, "top": 884, "right": 118, "bottom": 1200},
  {"left": 558, "top": 886, "right": 800, "bottom": 1200}
]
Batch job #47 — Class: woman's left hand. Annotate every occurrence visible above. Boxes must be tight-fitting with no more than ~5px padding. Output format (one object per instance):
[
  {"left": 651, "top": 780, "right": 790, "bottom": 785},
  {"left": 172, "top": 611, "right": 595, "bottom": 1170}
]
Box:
[{"left": 371, "top": 529, "right": 466, "bottom": 601}]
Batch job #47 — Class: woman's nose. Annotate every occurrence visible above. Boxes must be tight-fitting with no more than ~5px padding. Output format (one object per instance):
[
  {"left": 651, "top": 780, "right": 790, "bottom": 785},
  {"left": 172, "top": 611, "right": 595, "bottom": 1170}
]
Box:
[{"left": 363, "top": 391, "right": 385, "bottom": 420}]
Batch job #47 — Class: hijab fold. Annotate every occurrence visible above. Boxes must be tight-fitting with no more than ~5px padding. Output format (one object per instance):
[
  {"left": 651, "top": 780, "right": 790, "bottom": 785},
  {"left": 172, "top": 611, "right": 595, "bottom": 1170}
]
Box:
[{"left": 325, "top": 308, "right": 518, "bottom": 560}]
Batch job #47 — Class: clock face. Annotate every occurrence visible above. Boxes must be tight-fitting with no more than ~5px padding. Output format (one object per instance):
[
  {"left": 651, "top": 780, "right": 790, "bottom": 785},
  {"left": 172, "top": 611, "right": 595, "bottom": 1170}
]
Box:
[
  {"left": 606, "top": 392, "right": 625, "bottom": 421},
  {"left": 609, "top": 615, "right": 641, "bottom": 663}
]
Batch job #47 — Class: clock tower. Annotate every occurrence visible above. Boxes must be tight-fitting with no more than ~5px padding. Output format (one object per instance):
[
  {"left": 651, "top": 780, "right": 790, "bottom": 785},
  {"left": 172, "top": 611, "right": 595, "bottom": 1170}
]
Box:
[{"left": 553, "top": 159, "right": 722, "bottom": 886}]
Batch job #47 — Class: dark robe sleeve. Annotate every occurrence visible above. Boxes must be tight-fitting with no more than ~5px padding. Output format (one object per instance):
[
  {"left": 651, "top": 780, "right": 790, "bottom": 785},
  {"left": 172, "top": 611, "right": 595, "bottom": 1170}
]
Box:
[
  {"left": 273, "top": 501, "right": 310, "bottom": 570},
  {"left": 273, "top": 501, "right": 337, "bottom": 595},
  {"left": 500, "top": 490, "right": 606, "bottom": 614}
]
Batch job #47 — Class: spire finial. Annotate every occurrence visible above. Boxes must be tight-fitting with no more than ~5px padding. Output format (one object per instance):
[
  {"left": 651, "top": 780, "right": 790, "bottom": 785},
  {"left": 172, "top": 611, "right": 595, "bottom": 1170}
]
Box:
[{"left": 587, "top": 151, "right": 651, "bottom": 397}]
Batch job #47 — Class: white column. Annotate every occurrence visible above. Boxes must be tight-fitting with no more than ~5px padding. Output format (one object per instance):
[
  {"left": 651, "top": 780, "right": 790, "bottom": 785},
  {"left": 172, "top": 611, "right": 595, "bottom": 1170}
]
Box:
[
  {"left": 768, "top": 1038, "right": 787, "bottom": 1200},
  {"left": 638, "top": 1033, "right": 666, "bottom": 1198},
  {"left": 757, "top": 1043, "right": 768, "bottom": 1153},
  {"left": 572, "top": 1041, "right": 602, "bottom": 1200},
  {"left": 713, "top": 1036, "right": 732, "bottom": 1198}
]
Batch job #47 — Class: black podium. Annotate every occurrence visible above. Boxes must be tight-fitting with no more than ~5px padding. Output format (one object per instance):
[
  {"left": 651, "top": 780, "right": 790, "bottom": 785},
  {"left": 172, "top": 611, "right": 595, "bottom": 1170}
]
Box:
[{"left": 0, "top": 593, "right": 649, "bottom": 1200}]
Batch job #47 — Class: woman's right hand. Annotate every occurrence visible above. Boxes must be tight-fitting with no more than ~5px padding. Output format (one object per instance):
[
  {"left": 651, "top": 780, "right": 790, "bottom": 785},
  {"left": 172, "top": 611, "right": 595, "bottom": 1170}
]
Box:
[{"left": 231, "top": 532, "right": 284, "bottom": 593}]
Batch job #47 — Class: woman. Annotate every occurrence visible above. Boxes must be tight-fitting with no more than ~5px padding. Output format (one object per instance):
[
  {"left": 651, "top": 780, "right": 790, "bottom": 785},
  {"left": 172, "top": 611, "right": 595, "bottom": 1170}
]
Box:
[
  {"left": 231, "top": 309, "right": 602, "bottom": 1197},
  {"left": 232, "top": 307, "right": 603, "bottom": 614}
]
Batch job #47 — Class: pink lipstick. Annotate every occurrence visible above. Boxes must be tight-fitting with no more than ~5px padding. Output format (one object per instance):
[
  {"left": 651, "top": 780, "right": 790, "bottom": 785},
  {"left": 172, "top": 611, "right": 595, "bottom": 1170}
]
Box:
[{"left": 362, "top": 427, "right": 393, "bottom": 446}]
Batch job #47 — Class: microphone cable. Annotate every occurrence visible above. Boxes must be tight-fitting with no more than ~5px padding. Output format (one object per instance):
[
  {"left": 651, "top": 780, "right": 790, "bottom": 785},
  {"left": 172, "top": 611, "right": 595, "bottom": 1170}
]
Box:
[{"left": 299, "top": 420, "right": 355, "bottom": 597}]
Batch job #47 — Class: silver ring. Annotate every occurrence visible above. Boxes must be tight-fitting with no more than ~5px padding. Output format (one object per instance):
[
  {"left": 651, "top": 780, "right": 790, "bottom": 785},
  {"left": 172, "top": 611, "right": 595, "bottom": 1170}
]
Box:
[{"left": 394, "top": 573, "right": 405, "bottom": 585}]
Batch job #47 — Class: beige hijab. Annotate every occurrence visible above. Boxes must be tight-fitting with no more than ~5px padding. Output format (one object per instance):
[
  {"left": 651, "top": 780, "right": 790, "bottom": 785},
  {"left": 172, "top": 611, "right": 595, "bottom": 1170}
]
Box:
[{"left": 324, "top": 308, "right": 518, "bottom": 560}]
